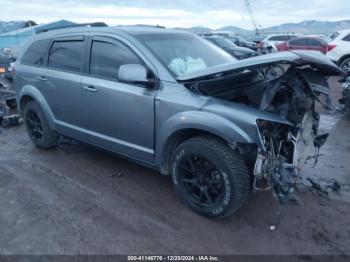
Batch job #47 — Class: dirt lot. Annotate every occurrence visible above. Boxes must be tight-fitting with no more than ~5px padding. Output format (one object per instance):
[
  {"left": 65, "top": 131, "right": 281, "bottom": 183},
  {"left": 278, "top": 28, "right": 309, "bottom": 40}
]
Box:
[{"left": 0, "top": 79, "right": 349, "bottom": 255}]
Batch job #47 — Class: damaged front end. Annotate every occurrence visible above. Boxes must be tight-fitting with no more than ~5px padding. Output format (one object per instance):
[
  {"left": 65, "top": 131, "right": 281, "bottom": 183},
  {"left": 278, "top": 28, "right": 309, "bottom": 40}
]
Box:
[
  {"left": 254, "top": 112, "right": 327, "bottom": 203},
  {"left": 178, "top": 51, "right": 343, "bottom": 203},
  {"left": 253, "top": 67, "right": 333, "bottom": 203}
]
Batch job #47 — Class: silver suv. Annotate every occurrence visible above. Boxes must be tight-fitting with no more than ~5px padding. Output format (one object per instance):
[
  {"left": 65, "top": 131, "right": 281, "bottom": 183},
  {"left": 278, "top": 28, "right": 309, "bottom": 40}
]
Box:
[{"left": 14, "top": 26, "right": 342, "bottom": 217}]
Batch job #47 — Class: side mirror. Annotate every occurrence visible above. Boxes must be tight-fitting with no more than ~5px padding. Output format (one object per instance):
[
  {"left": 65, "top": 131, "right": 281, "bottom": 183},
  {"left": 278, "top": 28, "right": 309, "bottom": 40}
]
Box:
[{"left": 118, "top": 64, "right": 154, "bottom": 87}]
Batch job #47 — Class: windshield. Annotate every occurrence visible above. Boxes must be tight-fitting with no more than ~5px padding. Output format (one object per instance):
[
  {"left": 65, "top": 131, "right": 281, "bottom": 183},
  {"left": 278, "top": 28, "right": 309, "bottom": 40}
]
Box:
[
  {"left": 209, "top": 37, "right": 236, "bottom": 48},
  {"left": 136, "top": 33, "right": 235, "bottom": 77},
  {"left": 233, "top": 37, "right": 249, "bottom": 44}
]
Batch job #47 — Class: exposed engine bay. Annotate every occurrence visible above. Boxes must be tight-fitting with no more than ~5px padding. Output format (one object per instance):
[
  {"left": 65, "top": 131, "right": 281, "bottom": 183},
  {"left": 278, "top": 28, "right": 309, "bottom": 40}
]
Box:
[{"left": 181, "top": 57, "right": 341, "bottom": 203}]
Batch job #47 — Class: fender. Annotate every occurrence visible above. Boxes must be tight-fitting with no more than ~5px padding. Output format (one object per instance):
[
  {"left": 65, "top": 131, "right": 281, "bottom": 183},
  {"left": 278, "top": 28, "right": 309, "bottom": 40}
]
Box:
[
  {"left": 18, "top": 84, "right": 56, "bottom": 130},
  {"left": 155, "top": 111, "right": 254, "bottom": 167}
]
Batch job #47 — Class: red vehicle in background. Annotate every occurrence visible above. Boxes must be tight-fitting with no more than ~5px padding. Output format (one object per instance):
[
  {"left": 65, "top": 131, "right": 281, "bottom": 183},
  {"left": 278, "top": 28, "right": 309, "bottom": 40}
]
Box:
[{"left": 276, "top": 37, "right": 334, "bottom": 54}]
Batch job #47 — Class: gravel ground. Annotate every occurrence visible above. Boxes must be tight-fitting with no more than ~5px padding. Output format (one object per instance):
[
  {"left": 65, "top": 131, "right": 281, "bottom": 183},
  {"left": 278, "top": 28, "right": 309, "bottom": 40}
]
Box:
[{"left": 0, "top": 78, "right": 349, "bottom": 255}]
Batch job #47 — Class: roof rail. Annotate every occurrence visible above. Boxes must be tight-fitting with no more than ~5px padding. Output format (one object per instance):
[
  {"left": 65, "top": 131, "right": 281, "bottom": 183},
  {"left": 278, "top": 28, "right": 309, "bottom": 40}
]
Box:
[
  {"left": 36, "top": 22, "right": 108, "bottom": 34},
  {"left": 126, "top": 24, "right": 166, "bottom": 29}
]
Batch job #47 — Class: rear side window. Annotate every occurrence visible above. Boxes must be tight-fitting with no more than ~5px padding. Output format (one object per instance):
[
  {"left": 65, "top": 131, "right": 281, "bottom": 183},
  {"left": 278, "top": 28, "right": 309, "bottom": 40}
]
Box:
[
  {"left": 343, "top": 34, "right": 350, "bottom": 42},
  {"left": 90, "top": 40, "right": 141, "bottom": 80},
  {"left": 269, "top": 35, "right": 286, "bottom": 41},
  {"left": 307, "top": 39, "right": 322, "bottom": 46},
  {"left": 270, "top": 35, "right": 297, "bottom": 41},
  {"left": 21, "top": 39, "right": 51, "bottom": 66},
  {"left": 48, "top": 40, "right": 84, "bottom": 72},
  {"left": 268, "top": 36, "right": 283, "bottom": 41},
  {"left": 290, "top": 38, "right": 307, "bottom": 45},
  {"left": 287, "top": 35, "right": 298, "bottom": 41}
]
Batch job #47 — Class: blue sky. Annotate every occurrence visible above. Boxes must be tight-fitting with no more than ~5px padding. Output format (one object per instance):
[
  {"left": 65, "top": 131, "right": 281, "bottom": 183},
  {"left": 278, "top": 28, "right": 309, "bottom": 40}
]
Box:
[{"left": 1, "top": 0, "right": 349, "bottom": 29}]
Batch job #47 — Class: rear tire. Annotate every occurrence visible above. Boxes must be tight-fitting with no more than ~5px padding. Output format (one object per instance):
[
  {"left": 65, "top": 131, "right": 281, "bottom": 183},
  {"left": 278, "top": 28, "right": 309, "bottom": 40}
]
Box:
[
  {"left": 170, "top": 136, "right": 250, "bottom": 218},
  {"left": 23, "top": 101, "right": 58, "bottom": 148}
]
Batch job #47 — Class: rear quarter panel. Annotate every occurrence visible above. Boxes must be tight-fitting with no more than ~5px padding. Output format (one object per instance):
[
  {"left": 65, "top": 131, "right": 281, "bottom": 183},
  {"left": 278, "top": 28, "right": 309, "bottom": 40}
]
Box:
[{"left": 15, "top": 64, "right": 56, "bottom": 130}]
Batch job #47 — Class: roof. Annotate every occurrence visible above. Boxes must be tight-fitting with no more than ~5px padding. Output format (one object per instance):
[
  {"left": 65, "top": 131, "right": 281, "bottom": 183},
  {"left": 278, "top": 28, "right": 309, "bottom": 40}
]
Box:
[
  {"left": 116, "top": 26, "right": 183, "bottom": 35},
  {"left": 28, "top": 25, "right": 191, "bottom": 41}
]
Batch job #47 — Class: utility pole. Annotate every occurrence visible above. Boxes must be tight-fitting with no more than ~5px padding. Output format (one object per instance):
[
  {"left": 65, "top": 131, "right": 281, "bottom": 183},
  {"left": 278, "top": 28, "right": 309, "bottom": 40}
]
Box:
[{"left": 243, "top": 0, "right": 261, "bottom": 35}]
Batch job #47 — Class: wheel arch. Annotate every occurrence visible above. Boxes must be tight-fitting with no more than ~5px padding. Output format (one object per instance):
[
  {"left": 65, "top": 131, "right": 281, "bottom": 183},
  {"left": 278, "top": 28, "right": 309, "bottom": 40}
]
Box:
[
  {"left": 156, "top": 111, "right": 254, "bottom": 175},
  {"left": 18, "top": 85, "right": 56, "bottom": 129}
]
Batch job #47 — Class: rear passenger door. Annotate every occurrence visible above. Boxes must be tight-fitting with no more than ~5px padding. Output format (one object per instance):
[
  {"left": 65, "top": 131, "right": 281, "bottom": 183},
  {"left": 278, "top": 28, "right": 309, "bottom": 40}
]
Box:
[
  {"left": 41, "top": 36, "right": 86, "bottom": 138},
  {"left": 81, "top": 35, "right": 156, "bottom": 162}
]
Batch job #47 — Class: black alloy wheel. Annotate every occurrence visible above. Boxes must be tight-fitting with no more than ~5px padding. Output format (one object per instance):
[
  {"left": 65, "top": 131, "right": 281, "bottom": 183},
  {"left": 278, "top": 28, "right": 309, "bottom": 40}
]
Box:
[
  {"left": 177, "top": 154, "right": 225, "bottom": 208},
  {"left": 23, "top": 101, "right": 58, "bottom": 148},
  {"left": 171, "top": 136, "right": 250, "bottom": 217},
  {"left": 25, "top": 109, "right": 44, "bottom": 143}
]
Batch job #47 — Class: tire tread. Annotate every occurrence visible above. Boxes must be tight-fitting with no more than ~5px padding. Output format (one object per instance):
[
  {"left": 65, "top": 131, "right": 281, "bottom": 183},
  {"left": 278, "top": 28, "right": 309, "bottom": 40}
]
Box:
[{"left": 172, "top": 135, "right": 250, "bottom": 217}]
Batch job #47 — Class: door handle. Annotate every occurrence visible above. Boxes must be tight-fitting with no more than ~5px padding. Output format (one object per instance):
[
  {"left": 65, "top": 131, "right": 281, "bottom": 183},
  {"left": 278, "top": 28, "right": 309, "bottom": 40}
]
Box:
[
  {"left": 83, "top": 85, "right": 98, "bottom": 92},
  {"left": 37, "top": 76, "right": 47, "bottom": 81}
]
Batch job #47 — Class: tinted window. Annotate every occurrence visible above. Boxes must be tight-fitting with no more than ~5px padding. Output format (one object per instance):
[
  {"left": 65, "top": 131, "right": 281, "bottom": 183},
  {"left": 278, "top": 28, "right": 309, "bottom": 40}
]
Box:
[
  {"left": 287, "top": 35, "right": 298, "bottom": 41},
  {"left": 268, "top": 36, "right": 282, "bottom": 41},
  {"left": 290, "top": 38, "right": 308, "bottom": 46},
  {"left": 270, "top": 35, "right": 296, "bottom": 41},
  {"left": 230, "top": 37, "right": 239, "bottom": 44},
  {"left": 343, "top": 33, "right": 350, "bottom": 42},
  {"left": 21, "top": 39, "right": 51, "bottom": 66},
  {"left": 90, "top": 40, "right": 141, "bottom": 80},
  {"left": 307, "top": 39, "right": 322, "bottom": 46},
  {"left": 269, "top": 36, "right": 284, "bottom": 41},
  {"left": 207, "top": 37, "right": 234, "bottom": 49},
  {"left": 48, "top": 41, "right": 84, "bottom": 72}
]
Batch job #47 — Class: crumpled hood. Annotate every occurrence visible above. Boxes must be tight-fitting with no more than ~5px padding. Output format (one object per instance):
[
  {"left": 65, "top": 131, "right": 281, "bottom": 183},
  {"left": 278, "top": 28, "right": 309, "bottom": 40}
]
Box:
[{"left": 177, "top": 50, "right": 344, "bottom": 82}]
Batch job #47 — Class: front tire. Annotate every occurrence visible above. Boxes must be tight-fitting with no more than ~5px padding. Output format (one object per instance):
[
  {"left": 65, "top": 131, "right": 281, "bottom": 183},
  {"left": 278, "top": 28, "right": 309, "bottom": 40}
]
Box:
[
  {"left": 23, "top": 101, "right": 58, "bottom": 148},
  {"left": 170, "top": 136, "right": 250, "bottom": 218}
]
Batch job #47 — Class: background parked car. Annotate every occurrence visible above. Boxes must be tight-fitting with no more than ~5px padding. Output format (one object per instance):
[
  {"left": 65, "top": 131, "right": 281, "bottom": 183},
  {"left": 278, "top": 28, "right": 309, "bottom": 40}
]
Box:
[
  {"left": 327, "top": 29, "right": 350, "bottom": 72},
  {"left": 229, "top": 36, "right": 257, "bottom": 51},
  {"left": 259, "top": 34, "right": 299, "bottom": 51},
  {"left": 276, "top": 37, "right": 330, "bottom": 54},
  {"left": 203, "top": 35, "right": 255, "bottom": 59}
]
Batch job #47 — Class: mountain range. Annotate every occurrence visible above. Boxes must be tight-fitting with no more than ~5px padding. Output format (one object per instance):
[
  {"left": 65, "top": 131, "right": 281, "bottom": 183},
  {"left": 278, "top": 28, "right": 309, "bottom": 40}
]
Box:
[
  {"left": 180, "top": 20, "right": 350, "bottom": 35},
  {"left": 1, "top": 19, "right": 350, "bottom": 36}
]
